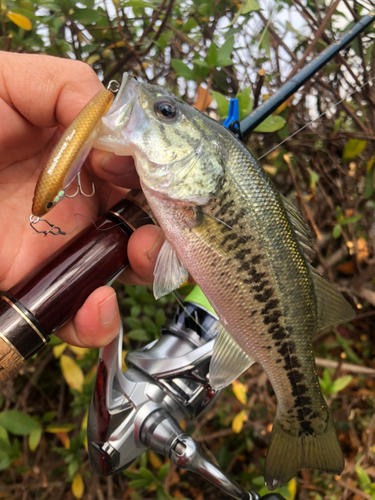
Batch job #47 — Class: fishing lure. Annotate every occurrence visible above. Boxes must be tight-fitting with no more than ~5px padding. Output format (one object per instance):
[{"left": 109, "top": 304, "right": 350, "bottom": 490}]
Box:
[{"left": 31, "top": 88, "right": 114, "bottom": 218}]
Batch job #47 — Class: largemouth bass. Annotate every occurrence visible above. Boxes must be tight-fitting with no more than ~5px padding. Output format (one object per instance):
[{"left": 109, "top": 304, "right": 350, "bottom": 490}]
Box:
[{"left": 94, "top": 74, "right": 355, "bottom": 490}]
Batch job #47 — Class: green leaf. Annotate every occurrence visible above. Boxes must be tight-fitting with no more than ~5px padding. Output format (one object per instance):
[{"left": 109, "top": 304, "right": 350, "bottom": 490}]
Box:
[
  {"left": 68, "top": 459, "right": 79, "bottom": 479},
  {"left": 123, "top": 0, "right": 154, "bottom": 7},
  {"left": 157, "top": 462, "right": 170, "bottom": 481},
  {"left": 212, "top": 91, "right": 229, "bottom": 118},
  {"left": 182, "top": 17, "right": 198, "bottom": 33},
  {"left": 285, "top": 20, "right": 300, "bottom": 36},
  {"left": 142, "top": 316, "right": 158, "bottom": 336},
  {"left": 365, "top": 42, "right": 374, "bottom": 66},
  {"left": 194, "top": 59, "right": 210, "bottom": 68},
  {"left": 217, "top": 35, "right": 234, "bottom": 61},
  {"left": 123, "top": 470, "right": 141, "bottom": 480},
  {"left": 216, "top": 58, "right": 233, "bottom": 67},
  {"left": 0, "top": 411, "right": 39, "bottom": 436},
  {"left": 127, "top": 329, "right": 151, "bottom": 341},
  {"left": 206, "top": 41, "right": 218, "bottom": 67},
  {"left": 171, "top": 60, "right": 195, "bottom": 80},
  {"left": 332, "top": 224, "right": 341, "bottom": 239},
  {"left": 139, "top": 467, "right": 156, "bottom": 480},
  {"left": 252, "top": 476, "right": 265, "bottom": 486},
  {"left": 259, "top": 27, "right": 270, "bottom": 57},
  {"left": 254, "top": 115, "right": 286, "bottom": 133},
  {"left": 129, "top": 478, "right": 154, "bottom": 488},
  {"left": 341, "top": 215, "right": 362, "bottom": 225},
  {"left": 73, "top": 8, "right": 102, "bottom": 23},
  {"left": 155, "top": 308, "right": 166, "bottom": 327},
  {"left": 342, "top": 138, "right": 367, "bottom": 162},
  {"left": 0, "top": 450, "right": 12, "bottom": 471},
  {"left": 309, "top": 170, "right": 319, "bottom": 189},
  {"left": 330, "top": 375, "right": 352, "bottom": 394},
  {"left": 130, "top": 305, "right": 141, "bottom": 317},
  {"left": 237, "top": 86, "right": 253, "bottom": 120},
  {"left": 239, "top": 0, "right": 260, "bottom": 14},
  {"left": 80, "top": 0, "right": 95, "bottom": 7},
  {"left": 356, "top": 465, "right": 372, "bottom": 489},
  {"left": 0, "top": 424, "right": 10, "bottom": 445},
  {"left": 143, "top": 305, "right": 157, "bottom": 317},
  {"left": 125, "top": 316, "right": 142, "bottom": 329},
  {"left": 29, "top": 426, "right": 42, "bottom": 451}
]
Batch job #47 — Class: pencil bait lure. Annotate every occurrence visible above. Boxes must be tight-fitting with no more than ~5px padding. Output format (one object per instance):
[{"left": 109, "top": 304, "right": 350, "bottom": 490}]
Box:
[{"left": 31, "top": 88, "right": 114, "bottom": 218}]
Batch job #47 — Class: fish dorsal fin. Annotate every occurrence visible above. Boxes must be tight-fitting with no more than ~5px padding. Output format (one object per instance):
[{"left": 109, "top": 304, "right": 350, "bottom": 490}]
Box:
[
  {"left": 308, "top": 264, "right": 355, "bottom": 331},
  {"left": 153, "top": 239, "right": 188, "bottom": 300},
  {"left": 209, "top": 324, "right": 254, "bottom": 389},
  {"left": 281, "top": 195, "right": 315, "bottom": 262},
  {"left": 282, "top": 195, "right": 355, "bottom": 327}
]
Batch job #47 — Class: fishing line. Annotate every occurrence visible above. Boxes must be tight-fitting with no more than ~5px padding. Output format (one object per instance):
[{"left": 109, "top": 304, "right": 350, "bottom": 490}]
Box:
[
  {"left": 30, "top": 212, "right": 126, "bottom": 237},
  {"left": 199, "top": 208, "right": 246, "bottom": 240},
  {"left": 30, "top": 211, "right": 158, "bottom": 237},
  {"left": 257, "top": 73, "right": 375, "bottom": 161}
]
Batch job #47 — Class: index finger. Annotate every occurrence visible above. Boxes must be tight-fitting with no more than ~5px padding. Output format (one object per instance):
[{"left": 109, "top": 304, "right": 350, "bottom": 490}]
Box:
[{"left": 0, "top": 53, "right": 104, "bottom": 163}]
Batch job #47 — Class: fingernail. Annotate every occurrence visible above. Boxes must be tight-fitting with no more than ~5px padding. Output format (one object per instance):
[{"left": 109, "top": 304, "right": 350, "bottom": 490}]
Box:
[
  {"left": 99, "top": 291, "right": 117, "bottom": 325},
  {"left": 101, "top": 153, "right": 133, "bottom": 176},
  {"left": 146, "top": 227, "right": 164, "bottom": 263}
]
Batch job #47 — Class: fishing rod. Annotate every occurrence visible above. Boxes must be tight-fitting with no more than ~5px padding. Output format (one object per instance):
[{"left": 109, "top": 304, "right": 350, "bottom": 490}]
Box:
[{"left": 237, "top": 8, "right": 375, "bottom": 136}]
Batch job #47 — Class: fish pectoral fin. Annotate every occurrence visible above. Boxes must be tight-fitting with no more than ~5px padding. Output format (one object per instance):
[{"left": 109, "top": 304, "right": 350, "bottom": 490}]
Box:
[
  {"left": 265, "top": 413, "right": 344, "bottom": 491},
  {"left": 309, "top": 264, "right": 356, "bottom": 331},
  {"left": 209, "top": 324, "right": 254, "bottom": 389},
  {"left": 153, "top": 239, "right": 188, "bottom": 300}
]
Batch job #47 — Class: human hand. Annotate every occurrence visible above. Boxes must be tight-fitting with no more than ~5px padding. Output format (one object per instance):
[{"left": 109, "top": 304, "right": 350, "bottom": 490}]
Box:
[{"left": 0, "top": 52, "right": 164, "bottom": 348}]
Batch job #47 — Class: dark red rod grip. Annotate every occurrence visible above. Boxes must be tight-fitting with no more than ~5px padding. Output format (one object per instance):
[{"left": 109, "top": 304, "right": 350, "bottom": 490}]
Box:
[{"left": 0, "top": 192, "right": 154, "bottom": 383}]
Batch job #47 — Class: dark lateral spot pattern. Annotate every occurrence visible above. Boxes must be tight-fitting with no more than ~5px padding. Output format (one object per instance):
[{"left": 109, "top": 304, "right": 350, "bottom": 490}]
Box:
[
  {"left": 212, "top": 184, "right": 317, "bottom": 438},
  {"left": 221, "top": 233, "right": 238, "bottom": 246}
]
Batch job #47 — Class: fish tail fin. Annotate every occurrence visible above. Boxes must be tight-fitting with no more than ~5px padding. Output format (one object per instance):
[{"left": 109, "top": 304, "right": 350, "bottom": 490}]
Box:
[{"left": 264, "top": 414, "right": 344, "bottom": 491}]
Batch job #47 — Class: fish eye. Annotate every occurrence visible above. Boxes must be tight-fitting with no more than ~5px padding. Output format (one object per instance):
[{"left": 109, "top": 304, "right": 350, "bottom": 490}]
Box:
[
  {"left": 154, "top": 99, "right": 178, "bottom": 121},
  {"left": 46, "top": 201, "right": 54, "bottom": 211}
]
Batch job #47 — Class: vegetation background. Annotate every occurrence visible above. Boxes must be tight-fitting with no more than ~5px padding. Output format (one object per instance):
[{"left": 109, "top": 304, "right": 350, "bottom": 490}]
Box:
[{"left": 0, "top": 0, "right": 374, "bottom": 498}]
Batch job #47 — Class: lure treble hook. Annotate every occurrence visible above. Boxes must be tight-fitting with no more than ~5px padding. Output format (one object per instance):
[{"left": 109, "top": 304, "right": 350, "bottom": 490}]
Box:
[{"left": 65, "top": 172, "right": 95, "bottom": 199}]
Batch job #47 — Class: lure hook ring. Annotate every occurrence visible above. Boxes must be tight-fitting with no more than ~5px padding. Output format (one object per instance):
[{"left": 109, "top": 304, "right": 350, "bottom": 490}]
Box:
[{"left": 107, "top": 80, "right": 120, "bottom": 93}]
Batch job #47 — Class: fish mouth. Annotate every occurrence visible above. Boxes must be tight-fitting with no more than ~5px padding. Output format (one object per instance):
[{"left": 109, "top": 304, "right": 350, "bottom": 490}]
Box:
[
  {"left": 95, "top": 73, "right": 142, "bottom": 154},
  {"left": 102, "top": 74, "right": 140, "bottom": 131}
]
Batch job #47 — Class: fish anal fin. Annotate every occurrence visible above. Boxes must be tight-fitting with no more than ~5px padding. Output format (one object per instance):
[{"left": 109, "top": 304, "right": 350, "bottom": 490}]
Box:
[
  {"left": 309, "top": 264, "right": 356, "bottom": 331},
  {"left": 153, "top": 239, "right": 188, "bottom": 300},
  {"left": 265, "top": 414, "right": 344, "bottom": 490},
  {"left": 209, "top": 324, "right": 254, "bottom": 389}
]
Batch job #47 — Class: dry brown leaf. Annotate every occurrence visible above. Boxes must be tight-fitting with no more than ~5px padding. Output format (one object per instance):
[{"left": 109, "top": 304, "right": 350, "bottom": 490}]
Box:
[
  {"left": 173, "top": 490, "right": 185, "bottom": 499},
  {"left": 338, "top": 260, "right": 355, "bottom": 275},
  {"left": 56, "top": 432, "right": 70, "bottom": 449},
  {"left": 357, "top": 237, "right": 369, "bottom": 263}
]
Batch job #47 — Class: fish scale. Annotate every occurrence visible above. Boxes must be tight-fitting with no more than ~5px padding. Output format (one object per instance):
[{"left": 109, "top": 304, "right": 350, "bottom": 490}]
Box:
[{"left": 93, "top": 73, "right": 355, "bottom": 490}]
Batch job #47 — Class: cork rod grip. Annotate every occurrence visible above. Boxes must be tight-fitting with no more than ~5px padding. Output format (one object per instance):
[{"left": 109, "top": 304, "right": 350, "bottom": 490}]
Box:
[{"left": 0, "top": 336, "right": 25, "bottom": 382}]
